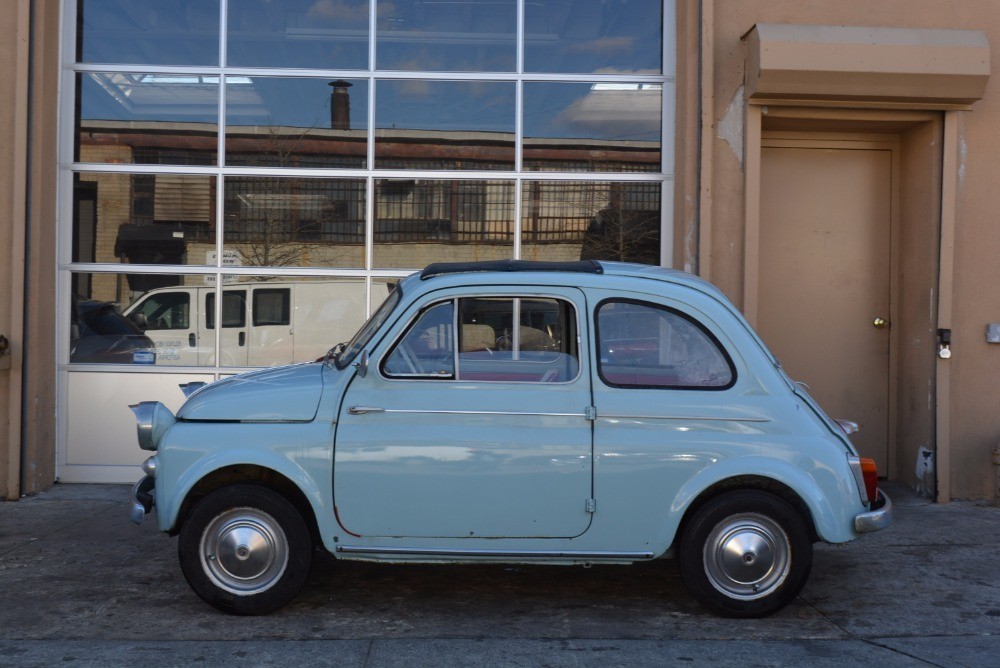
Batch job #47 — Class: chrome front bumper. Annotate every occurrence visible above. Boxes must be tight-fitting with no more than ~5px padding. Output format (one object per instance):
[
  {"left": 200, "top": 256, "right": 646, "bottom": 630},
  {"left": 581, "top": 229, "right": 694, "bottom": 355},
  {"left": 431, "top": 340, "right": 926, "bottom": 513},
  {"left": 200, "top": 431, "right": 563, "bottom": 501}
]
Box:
[
  {"left": 854, "top": 489, "right": 892, "bottom": 533},
  {"left": 129, "top": 475, "right": 155, "bottom": 525}
]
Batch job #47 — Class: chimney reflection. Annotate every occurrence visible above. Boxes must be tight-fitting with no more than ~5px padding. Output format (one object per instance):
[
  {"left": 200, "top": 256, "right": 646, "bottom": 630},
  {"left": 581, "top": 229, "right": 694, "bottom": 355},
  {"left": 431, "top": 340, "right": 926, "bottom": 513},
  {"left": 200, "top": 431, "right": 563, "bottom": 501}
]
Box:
[{"left": 329, "top": 79, "right": 353, "bottom": 130}]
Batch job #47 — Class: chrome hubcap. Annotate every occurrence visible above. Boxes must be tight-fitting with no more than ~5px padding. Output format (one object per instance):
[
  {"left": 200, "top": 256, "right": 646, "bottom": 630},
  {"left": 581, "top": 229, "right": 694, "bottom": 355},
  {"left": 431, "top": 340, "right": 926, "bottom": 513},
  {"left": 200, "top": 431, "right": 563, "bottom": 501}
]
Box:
[
  {"left": 200, "top": 508, "right": 288, "bottom": 596},
  {"left": 703, "top": 513, "right": 790, "bottom": 600}
]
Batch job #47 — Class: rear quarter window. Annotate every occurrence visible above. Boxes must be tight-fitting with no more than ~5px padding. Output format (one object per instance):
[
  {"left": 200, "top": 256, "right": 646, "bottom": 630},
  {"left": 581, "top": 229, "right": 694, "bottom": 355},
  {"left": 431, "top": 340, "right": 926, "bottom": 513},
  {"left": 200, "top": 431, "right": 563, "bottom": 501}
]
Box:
[{"left": 596, "top": 299, "right": 735, "bottom": 390}]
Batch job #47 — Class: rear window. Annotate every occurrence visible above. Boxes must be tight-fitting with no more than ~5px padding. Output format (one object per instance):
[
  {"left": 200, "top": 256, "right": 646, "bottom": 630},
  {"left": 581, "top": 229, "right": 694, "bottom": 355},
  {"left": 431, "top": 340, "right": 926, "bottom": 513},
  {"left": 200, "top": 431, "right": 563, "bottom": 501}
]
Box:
[{"left": 596, "top": 299, "right": 734, "bottom": 389}]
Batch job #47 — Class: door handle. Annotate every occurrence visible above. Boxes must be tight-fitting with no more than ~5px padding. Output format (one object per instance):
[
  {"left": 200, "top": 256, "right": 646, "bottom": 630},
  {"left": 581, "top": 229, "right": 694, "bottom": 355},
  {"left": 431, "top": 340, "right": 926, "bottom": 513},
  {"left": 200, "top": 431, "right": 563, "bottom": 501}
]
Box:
[
  {"left": 188, "top": 333, "right": 196, "bottom": 346},
  {"left": 348, "top": 406, "right": 385, "bottom": 415},
  {"left": 873, "top": 317, "right": 889, "bottom": 330},
  {"left": 238, "top": 332, "right": 246, "bottom": 346}
]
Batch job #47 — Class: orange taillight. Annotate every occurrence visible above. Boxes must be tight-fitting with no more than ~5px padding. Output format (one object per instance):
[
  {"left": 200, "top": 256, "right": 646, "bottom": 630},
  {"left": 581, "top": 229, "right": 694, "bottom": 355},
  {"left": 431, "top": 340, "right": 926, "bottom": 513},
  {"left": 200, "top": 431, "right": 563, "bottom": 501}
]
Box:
[{"left": 860, "top": 457, "right": 879, "bottom": 504}]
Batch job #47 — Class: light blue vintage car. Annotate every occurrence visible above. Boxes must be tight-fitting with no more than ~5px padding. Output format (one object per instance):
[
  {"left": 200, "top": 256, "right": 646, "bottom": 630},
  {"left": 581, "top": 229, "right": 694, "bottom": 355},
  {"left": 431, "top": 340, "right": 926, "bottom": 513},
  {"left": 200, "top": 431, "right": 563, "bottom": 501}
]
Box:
[{"left": 129, "top": 260, "right": 891, "bottom": 617}]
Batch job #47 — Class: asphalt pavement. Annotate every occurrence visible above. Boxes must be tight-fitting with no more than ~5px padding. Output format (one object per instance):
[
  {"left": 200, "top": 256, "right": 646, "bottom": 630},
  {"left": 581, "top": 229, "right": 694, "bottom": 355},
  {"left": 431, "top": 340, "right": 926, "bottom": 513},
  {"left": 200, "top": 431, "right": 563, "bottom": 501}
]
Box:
[{"left": 1, "top": 481, "right": 998, "bottom": 667}]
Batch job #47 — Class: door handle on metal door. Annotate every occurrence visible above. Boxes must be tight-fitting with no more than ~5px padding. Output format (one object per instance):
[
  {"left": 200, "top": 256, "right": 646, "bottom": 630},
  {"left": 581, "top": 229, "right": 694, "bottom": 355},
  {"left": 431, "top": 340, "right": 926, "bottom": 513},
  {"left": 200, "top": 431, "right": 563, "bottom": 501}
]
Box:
[
  {"left": 239, "top": 332, "right": 246, "bottom": 346},
  {"left": 189, "top": 333, "right": 196, "bottom": 346},
  {"left": 348, "top": 406, "right": 385, "bottom": 415}
]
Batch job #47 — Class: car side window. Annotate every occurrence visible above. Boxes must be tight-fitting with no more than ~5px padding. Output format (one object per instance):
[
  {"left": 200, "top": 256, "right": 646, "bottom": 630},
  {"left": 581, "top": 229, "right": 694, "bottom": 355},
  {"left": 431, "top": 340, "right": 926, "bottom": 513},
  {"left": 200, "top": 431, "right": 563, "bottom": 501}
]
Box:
[
  {"left": 136, "top": 292, "right": 190, "bottom": 330},
  {"left": 596, "top": 300, "right": 734, "bottom": 389},
  {"left": 383, "top": 301, "right": 456, "bottom": 378},
  {"left": 206, "top": 290, "right": 247, "bottom": 329},
  {"left": 383, "top": 296, "right": 579, "bottom": 382}
]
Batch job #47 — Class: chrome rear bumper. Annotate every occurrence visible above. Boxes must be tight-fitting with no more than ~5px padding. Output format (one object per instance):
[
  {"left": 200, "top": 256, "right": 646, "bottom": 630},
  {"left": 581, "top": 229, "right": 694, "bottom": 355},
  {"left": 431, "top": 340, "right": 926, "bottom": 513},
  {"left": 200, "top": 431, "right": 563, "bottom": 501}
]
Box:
[
  {"left": 854, "top": 489, "right": 892, "bottom": 533},
  {"left": 129, "top": 475, "right": 155, "bottom": 525}
]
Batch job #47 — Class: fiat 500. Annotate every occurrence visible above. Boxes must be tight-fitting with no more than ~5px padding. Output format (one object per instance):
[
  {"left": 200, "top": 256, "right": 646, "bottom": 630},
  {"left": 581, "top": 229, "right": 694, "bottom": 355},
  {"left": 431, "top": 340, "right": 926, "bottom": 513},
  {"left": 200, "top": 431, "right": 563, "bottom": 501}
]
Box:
[{"left": 129, "top": 260, "right": 891, "bottom": 618}]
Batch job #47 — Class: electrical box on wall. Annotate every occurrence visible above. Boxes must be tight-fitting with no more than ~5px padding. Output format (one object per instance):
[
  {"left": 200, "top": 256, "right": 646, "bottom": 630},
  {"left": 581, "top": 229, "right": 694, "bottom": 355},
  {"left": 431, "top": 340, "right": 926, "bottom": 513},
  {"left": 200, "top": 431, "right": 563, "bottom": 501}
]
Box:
[{"left": 987, "top": 324, "right": 1000, "bottom": 344}]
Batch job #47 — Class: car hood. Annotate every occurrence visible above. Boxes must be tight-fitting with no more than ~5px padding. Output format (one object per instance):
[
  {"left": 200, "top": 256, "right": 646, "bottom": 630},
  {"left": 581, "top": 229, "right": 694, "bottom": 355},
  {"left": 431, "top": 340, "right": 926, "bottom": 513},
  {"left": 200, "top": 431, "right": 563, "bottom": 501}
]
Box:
[{"left": 177, "top": 363, "right": 325, "bottom": 422}]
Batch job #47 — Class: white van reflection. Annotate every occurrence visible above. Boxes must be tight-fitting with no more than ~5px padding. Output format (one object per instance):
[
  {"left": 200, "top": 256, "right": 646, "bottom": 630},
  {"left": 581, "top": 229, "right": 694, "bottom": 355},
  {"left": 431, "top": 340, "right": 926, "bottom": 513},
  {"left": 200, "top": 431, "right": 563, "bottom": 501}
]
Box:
[{"left": 122, "top": 281, "right": 388, "bottom": 367}]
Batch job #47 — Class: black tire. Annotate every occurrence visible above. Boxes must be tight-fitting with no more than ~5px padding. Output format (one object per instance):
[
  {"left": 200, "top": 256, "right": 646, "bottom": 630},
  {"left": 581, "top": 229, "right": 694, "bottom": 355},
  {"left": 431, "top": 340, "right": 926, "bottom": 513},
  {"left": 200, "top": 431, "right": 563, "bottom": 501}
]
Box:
[
  {"left": 678, "top": 490, "right": 812, "bottom": 618},
  {"left": 178, "top": 484, "right": 312, "bottom": 615}
]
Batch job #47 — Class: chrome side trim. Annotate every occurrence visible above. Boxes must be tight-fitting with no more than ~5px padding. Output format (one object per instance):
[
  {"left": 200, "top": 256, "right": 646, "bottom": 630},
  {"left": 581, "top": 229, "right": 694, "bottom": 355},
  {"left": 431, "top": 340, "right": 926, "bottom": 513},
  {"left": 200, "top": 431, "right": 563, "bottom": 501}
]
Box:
[
  {"left": 369, "top": 409, "right": 588, "bottom": 418},
  {"left": 854, "top": 491, "right": 893, "bottom": 533},
  {"left": 335, "top": 546, "right": 655, "bottom": 560},
  {"left": 598, "top": 413, "right": 771, "bottom": 423}
]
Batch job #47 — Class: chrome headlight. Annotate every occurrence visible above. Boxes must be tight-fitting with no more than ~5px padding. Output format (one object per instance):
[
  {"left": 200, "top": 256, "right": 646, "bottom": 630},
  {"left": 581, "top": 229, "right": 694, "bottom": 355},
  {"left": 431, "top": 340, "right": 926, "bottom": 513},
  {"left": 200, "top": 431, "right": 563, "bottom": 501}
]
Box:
[{"left": 129, "top": 401, "right": 176, "bottom": 451}]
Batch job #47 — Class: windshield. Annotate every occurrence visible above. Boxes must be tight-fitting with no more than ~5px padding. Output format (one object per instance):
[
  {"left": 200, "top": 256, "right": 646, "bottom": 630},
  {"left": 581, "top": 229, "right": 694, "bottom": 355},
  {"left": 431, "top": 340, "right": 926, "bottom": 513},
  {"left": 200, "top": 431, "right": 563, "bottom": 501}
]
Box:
[{"left": 336, "top": 287, "right": 401, "bottom": 370}]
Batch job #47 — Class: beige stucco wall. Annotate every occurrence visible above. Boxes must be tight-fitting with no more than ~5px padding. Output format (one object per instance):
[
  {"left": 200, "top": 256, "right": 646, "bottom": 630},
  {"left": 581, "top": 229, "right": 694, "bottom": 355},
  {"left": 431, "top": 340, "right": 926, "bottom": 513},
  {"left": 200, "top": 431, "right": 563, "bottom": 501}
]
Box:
[
  {"left": 0, "top": 1, "right": 29, "bottom": 499},
  {"left": 692, "top": 0, "right": 1000, "bottom": 499},
  {"left": 21, "top": 0, "right": 59, "bottom": 496}
]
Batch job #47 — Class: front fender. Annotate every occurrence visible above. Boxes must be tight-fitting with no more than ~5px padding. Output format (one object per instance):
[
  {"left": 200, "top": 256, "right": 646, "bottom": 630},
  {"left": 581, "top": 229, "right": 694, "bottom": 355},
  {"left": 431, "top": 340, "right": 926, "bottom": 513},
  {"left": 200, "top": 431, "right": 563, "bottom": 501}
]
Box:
[
  {"left": 154, "top": 421, "right": 336, "bottom": 542},
  {"left": 666, "top": 453, "right": 864, "bottom": 545}
]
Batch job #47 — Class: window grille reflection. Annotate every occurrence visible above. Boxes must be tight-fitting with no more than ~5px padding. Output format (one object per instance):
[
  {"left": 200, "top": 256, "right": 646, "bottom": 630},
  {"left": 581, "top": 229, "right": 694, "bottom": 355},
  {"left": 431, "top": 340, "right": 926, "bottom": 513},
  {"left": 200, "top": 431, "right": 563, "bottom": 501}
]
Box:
[
  {"left": 521, "top": 181, "right": 660, "bottom": 265},
  {"left": 223, "top": 178, "right": 367, "bottom": 269}
]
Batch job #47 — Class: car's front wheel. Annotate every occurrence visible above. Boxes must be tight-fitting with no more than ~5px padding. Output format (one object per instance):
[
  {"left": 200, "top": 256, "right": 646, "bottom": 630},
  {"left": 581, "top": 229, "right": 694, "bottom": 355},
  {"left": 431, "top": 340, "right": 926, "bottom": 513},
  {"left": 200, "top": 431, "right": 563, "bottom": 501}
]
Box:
[
  {"left": 678, "top": 490, "right": 812, "bottom": 618},
  {"left": 178, "top": 484, "right": 312, "bottom": 615}
]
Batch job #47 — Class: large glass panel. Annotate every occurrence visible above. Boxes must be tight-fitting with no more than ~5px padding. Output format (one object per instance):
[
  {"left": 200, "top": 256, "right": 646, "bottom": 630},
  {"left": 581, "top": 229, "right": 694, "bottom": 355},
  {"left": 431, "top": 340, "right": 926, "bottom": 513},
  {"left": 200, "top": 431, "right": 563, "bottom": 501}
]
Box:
[
  {"left": 520, "top": 180, "right": 660, "bottom": 264},
  {"left": 73, "top": 172, "right": 216, "bottom": 266},
  {"left": 76, "top": 73, "right": 219, "bottom": 166},
  {"left": 78, "top": 0, "right": 220, "bottom": 66},
  {"left": 374, "top": 179, "right": 514, "bottom": 268},
  {"left": 69, "top": 272, "right": 210, "bottom": 365},
  {"left": 376, "top": 80, "right": 515, "bottom": 170},
  {"left": 215, "top": 276, "right": 368, "bottom": 367},
  {"left": 226, "top": 77, "right": 368, "bottom": 169},
  {"left": 228, "top": 0, "right": 369, "bottom": 70},
  {"left": 222, "top": 176, "right": 366, "bottom": 269},
  {"left": 70, "top": 272, "right": 368, "bottom": 367},
  {"left": 523, "top": 82, "right": 661, "bottom": 172},
  {"left": 524, "top": 0, "right": 662, "bottom": 74},
  {"left": 377, "top": 0, "right": 516, "bottom": 72}
]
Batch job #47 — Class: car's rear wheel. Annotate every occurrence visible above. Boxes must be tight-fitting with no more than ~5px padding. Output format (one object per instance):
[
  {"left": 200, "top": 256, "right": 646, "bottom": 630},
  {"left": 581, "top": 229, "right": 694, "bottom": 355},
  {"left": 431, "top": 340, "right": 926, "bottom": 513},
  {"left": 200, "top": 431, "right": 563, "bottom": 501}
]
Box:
[
  {"left": 178, "top": 484, "right": 312, "bottom": 615},
  {"left": 678, "top": 490, "right": 812, "bottom": 618}
]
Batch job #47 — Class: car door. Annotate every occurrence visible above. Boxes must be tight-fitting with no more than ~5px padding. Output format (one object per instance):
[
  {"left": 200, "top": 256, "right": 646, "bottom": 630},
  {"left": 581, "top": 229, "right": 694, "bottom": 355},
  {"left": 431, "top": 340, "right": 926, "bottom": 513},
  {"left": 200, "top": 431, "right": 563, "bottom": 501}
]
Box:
[
  {"left": 588, "top": 292, "right": 757, "bottom": 542},
  {"left": 206, "top": 289, "right": 249, "bottom": 366},
  {"left": 334, "top": 286, "right": 593, "bottom": 540}
]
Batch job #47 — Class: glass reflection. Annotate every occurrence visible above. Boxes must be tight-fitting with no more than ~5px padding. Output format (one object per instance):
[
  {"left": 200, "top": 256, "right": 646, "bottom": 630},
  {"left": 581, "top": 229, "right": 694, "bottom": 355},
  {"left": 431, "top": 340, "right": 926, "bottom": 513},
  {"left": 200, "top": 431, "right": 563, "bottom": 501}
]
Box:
[
  {"left": 373, "top": 179, "right": 514, "bottom": 268},
  {"left": 523, "top": 82, "right": 661, "bottom": 172},
  {"left": 524, "top": 0, "right": 663, "bottom": 74},
  {"left": 78, "top": 0, "right": 220, "bottom": 66},
  {"left": 520, "top": 181, "right": 660, "bottom": 265},
  {"left": 76, "top": 73, "right": 219, "bottom": 166},
  {"left": 226, "top": 77, "right": 368, "bottom": 169},
  {"left": 70, "top": 272, "right": 206, "bottom": 365},
  {"left": 223, "top": 177, "right": 366, "bottom": 269},
  {"left": 376, "top": 80, "right": 515, "bottom": 170},
  {"left": 68, "top": 272, "right": 368, "bottom": 367},
  {"left": 73, "top": 172, "right": 216, "bottom": 266},
  {"left": 228, "top": 0, "right": 370, "bottom": 70},
  {"left": 215, "top": 277, "right": 368, "bottom": 367},
  {"left": 377, "top": 0, "right": 516, "bottom": 72}
]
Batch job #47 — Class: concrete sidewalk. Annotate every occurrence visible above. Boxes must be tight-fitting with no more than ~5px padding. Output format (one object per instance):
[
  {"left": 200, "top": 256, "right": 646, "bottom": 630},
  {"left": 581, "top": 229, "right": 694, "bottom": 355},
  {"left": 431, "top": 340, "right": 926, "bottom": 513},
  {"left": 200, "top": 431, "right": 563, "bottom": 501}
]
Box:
[{"left": 1, "top": 482, "right": 998, "bottom": 667}]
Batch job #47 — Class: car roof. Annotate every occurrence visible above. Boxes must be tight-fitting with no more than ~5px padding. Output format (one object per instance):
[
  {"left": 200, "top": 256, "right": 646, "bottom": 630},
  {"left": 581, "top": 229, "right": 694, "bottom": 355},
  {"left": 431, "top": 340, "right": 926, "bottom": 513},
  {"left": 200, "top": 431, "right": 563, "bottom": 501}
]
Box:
[{"left": 407, "top": 260, "right": 731, "bottom": 304}]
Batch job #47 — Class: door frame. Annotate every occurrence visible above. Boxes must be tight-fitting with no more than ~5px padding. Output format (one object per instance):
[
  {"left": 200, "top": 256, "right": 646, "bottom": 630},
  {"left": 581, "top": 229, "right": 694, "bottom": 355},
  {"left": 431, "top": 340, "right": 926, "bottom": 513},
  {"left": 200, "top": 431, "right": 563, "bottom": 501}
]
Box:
[{"left": 746, "top": 129, "right": 901, "bottom": 479}]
